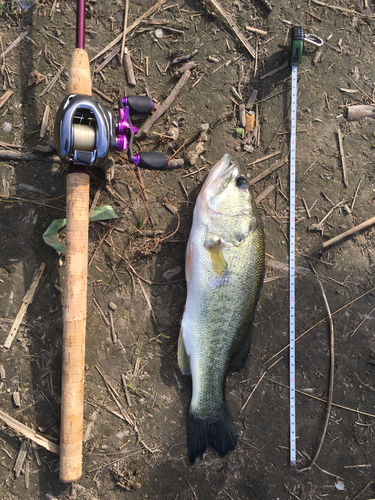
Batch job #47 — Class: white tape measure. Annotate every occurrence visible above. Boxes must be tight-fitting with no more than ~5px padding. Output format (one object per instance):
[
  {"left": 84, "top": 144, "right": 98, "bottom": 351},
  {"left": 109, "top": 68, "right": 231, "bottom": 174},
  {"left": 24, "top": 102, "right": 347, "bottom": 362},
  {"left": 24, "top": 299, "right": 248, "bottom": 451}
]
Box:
[{"left": 288, "top": 27, "right": 323, "bottom": 467}]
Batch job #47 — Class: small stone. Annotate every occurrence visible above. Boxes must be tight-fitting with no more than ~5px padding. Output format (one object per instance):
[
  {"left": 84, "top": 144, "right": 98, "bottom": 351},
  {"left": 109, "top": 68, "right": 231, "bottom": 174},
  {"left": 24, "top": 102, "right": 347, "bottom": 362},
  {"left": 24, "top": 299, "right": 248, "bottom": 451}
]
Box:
[{"left": 2, "top": 122, "right": 11, "bottom": 133}]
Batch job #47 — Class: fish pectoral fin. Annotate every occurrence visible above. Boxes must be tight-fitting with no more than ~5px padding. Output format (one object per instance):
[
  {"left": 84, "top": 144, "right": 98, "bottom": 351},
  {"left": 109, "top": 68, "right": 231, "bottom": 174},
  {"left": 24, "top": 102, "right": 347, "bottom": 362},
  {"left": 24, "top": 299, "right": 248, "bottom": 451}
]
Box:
[
  {"left": 206, "top": 243, "right": 227, "bottom": 275},
  {"left": 178, "top": 328, "right": 191, "bottom": 376}
]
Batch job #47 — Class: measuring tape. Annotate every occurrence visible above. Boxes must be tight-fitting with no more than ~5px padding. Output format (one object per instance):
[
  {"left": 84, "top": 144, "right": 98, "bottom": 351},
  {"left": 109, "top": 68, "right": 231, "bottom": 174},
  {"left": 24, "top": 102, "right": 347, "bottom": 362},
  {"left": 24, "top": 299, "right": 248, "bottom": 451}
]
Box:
[{"left": 288, "top": 27, "right": 323, "bottom": 467}]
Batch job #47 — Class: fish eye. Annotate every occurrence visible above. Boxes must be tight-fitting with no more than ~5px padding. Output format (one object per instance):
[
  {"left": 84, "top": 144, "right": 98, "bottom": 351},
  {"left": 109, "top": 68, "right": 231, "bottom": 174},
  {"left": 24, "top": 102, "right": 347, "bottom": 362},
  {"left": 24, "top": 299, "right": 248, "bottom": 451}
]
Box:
[{"left": 235, "top": 175, "right": 248, "bottom": 189}]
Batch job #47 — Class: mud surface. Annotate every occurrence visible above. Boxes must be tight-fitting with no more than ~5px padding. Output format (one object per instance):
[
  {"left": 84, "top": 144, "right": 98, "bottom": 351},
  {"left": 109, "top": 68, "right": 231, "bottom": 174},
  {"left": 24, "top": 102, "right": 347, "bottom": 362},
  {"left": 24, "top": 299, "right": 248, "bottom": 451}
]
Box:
[{"left": 0, "top": 1, "right": 375, "bottom": 499}]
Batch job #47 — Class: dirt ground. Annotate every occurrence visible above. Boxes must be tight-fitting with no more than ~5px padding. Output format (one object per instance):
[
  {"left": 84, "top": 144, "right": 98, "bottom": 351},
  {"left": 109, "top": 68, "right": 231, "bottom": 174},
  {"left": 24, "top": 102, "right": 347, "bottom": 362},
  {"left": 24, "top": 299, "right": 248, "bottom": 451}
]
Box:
[{"left": 0, "top": 0, "right": 375, "bottom": 499}]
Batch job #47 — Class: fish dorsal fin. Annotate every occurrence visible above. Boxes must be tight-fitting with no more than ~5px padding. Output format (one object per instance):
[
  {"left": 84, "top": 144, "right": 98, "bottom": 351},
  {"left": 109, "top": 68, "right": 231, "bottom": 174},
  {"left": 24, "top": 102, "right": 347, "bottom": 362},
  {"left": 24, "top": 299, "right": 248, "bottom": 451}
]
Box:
[
  {"left": 178, "top": 327, "right": 191, "bottom": 376},
  {"left": 205, "top": 240, "right": 227, "bottom": 275}
]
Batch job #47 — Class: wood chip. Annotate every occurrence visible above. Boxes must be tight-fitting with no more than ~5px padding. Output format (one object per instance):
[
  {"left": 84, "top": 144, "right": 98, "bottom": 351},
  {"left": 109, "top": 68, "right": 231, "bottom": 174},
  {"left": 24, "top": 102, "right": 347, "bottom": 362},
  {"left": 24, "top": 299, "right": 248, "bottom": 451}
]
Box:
[
  {"left": 13, "top": 391, "right": 21, "bottom": 407},
  {"left": 40, "top": 104, "right": 50, "bottom": 139},
  {"left": 266, "top": 259, "right": 309, "bottom": 275},
  {"left": 0, "top": 410, "right": 60, "bottom": 454},
  {"left": 25, "top": 458, "right": 30, "bottom": 489},
  {"left": 32, "top": 446, "right": 42, "bottom": 466},
  {"left": 347, "top": 105, "right": 375, "bottom": 121},
  {"left": 4, "top": 263, "right": 46, "bottom": 349},
  {"left": 93, "top": 46, "right": 120, "bottom": 74},
  {"left": 340, "top": 88, "right": 358, "bottom": 94},
  {"left": 239, "top": 103, "right": 246, "bottom": 128},
  {"left": 0, "top": 90, "right": 13, "bottom": 109},
  {"left": 337, "top": 129, "right": 348, "bottom": 187},
  {"left": 249, "top": 158, "right": 287, "bottom": 186},
  {"left": 93, "top": 297, "right": 110, "bottom": 327},
  {"left": 255, "top": 184, "right": 276, "bottom": 205},
  {"left": 13, "top": 442, "right": 27, "bottom": 478},
  {"left": 124, "top": 50, "right": 136, "bottom": 86},
  {"left": 122, "top": 374, "right": 132, "bottom": 407},
  {"left": 109, "top": 311, "right": 117, "bottom": 344},
  {"left": 246, "top": 25, "right": 268, "bottom": 36}
]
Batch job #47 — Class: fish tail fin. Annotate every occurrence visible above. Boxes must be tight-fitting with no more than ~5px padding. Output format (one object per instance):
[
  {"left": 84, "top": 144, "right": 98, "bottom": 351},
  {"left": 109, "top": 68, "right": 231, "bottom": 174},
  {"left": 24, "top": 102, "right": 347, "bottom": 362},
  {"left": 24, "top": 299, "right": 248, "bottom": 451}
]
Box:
[{"left": 188, "top": 405, "right": 237, "bottom": 464}]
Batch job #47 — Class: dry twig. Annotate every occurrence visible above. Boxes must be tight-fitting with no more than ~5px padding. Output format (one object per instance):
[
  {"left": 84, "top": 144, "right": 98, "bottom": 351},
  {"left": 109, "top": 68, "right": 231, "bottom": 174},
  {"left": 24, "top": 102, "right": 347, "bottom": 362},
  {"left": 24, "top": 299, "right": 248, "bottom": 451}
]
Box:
[
  {"left": 202, "top": 0, "right": 255, "bottom": 58},
  {"left": 0, "top": 31, "right": 28, "bottom": 60},
  {"left": 311, "top": 0, "right": 368, "bottom": 16},
  {"left": 268, "top": 379, "right": 375, "bottom": 420},
  {"left": 37, "top": 65, "right": 64, "bottom": 98},
  {"left": 0, "top": 151, "right": 61, "bottom": 162},
  {"left": 298, "top": 276, "right": 335, "bottom": 472},
  {"left": 239, "top": 358, "right": 282, "bottom": 413},
  {"left": 136, "top": 70, "right": 191, "bottom": 138},
  {"left": 91, "top": 0, "right": 169, "bottom": 61},
  {"left": 0, "top": 410, "right": 60, "bottom": 454},
  {"left": 247, "top": 150, "right": 281, "bottom": 167},
  {"left": 322, "top": 215, "right": 375, "bottom": 248},
  {"left": 263, "top": 286, "right": 375, "bottom": 366},
  {"left": 120, "top": 0, "right": 130, "bottom": 64}
]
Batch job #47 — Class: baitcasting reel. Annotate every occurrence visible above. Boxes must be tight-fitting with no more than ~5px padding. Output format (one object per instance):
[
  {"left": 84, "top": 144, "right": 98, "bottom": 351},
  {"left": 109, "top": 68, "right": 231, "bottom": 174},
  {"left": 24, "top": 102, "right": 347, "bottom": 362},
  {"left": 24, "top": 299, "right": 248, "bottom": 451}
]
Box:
[{"left": 54, "top": 94, "right": 169, "bottom": 170}]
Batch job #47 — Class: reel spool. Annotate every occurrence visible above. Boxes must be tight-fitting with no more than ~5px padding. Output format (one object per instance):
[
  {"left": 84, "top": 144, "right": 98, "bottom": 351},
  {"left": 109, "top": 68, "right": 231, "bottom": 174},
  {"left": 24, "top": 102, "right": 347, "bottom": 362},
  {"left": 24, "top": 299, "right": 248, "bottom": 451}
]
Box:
[{"left": 72, "top": 124, "right": 96, "bottom": 151}]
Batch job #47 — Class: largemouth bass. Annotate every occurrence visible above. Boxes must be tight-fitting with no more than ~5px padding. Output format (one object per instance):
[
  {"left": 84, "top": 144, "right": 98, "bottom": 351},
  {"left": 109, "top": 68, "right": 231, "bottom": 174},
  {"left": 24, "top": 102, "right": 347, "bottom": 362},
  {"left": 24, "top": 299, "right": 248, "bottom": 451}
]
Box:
[{"left": 178, "top": 153, "right": 265, "bottom": 463}]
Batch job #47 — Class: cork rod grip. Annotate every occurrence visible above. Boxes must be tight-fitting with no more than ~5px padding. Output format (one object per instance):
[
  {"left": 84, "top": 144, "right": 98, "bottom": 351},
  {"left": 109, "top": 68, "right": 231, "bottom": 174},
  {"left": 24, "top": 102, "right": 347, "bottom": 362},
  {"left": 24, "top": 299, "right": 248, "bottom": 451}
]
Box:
[
  {"left": 67, "top": 48, "right": 92, "bottom": 96},
  {"left": 60, "top": 47, "right": 91, "bottom": 483}
]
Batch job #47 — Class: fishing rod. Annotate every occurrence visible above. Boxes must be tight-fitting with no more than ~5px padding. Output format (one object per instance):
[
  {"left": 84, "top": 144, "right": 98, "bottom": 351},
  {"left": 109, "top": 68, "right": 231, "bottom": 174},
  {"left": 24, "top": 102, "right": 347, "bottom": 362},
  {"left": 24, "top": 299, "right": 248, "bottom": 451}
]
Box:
[
  {"left": 288, "top": 26, "right": 323, "bottom": 467},
  {"left": 55, "top": 0, "right": 172, "bottom": 482}
]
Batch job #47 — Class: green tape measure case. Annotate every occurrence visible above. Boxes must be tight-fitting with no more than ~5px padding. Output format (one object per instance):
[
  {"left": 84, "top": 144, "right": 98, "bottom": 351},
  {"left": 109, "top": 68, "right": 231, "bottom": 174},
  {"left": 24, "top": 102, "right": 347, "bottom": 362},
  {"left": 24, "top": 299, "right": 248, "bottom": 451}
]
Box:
[{"left": 289, "top": 26, "right": 305, "bottom": 67}]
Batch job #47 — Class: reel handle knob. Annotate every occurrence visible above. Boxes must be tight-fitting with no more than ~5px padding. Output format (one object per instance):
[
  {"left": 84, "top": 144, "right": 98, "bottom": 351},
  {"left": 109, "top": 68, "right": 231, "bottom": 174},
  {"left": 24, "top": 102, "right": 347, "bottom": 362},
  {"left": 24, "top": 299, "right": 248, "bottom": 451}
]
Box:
[
  {"left": 123, "top": 96, "right": 154, "bottom": 115},
  {"left": 134, "top": 152, "right": 169, "bottom": 170}
]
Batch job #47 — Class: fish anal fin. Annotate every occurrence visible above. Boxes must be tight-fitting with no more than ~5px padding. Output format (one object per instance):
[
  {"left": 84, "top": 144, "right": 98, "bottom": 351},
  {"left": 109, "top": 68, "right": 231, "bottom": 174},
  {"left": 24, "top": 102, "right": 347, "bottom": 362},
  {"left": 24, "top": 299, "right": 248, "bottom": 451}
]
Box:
[
  {"left": 178, "top": 328, "right": 191, "bottom": 376},
  {"left": 206, "top": 241, "right": 227, "bottom": 275},
  {"left": 188, "top": 404, "right": 237, "bottom": 464}
]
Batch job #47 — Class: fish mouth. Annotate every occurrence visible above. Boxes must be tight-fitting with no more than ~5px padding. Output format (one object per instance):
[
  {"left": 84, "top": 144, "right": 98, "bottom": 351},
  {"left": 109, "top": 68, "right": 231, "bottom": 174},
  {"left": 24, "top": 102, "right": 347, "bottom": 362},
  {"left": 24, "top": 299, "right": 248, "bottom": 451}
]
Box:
[{"left": 201, "top": 154, "right": 236, "bottom": 196}]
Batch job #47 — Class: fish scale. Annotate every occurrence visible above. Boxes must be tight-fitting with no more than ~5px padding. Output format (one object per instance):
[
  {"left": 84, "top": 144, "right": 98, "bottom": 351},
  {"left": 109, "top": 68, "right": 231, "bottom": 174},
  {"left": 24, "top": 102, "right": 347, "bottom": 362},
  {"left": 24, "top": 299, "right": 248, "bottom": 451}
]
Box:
[{"left": 178, "top": 153, "right": 265, "bottom": 463}]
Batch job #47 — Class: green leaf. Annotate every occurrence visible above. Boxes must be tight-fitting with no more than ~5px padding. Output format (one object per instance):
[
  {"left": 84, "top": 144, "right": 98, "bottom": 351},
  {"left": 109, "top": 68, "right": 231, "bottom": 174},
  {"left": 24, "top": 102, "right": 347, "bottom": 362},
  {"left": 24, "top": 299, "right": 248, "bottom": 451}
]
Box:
[{"left": 43, "top": 206, "right": 119, "bottom": 254}]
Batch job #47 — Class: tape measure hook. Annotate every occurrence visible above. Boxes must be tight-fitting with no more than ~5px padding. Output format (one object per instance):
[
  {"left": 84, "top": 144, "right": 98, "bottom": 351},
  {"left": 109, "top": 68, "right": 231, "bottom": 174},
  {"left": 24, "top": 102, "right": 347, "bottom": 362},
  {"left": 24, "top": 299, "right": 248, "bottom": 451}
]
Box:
[{"left": 304, "top": 33, "right": 324, "bottom": 47}]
